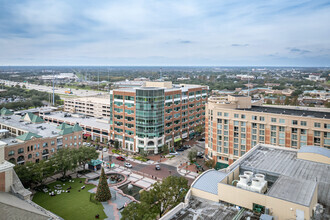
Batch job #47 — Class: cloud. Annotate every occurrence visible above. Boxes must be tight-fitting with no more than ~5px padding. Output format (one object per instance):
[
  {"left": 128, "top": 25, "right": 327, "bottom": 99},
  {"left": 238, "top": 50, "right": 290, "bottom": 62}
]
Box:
[
  {"left": 179, "top": 40, "right": 192, "bottom": 44},
  {"left": 0, "top": 0, "right": 329, "bottom": 66},
  {"left": 231, "top": 44, "right": 249, "bottom": 47},
  {"left": 287, "top": 47, "right": 311, "bottom": 54}
]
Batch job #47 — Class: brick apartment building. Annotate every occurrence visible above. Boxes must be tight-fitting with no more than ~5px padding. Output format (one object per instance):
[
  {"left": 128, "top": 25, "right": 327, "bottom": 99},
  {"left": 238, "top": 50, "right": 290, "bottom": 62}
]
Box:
[
  {"left": 205, "top": 95, "right": 330, "bottom": 166},
  {"left": 0, "top": 108, "right": 83, "bottom": 164}
]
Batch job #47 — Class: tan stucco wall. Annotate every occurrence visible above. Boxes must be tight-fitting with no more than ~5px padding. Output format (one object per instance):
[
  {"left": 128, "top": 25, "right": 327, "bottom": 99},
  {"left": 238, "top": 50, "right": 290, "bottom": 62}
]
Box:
[
  {"left": 5, "top": 170, "right": 13, "bottom": 192},
  {"left": 145, "top": 81, "right": 172, "bottom": 88},
  {"left": 191, "top": 188, "right": 219, "bottom": 202},
  {"left": 297, "top": 152, "right": 330, "bottom": 165},
  {"left": 218, "top": 183, "right": 315, "bottom": 220}
]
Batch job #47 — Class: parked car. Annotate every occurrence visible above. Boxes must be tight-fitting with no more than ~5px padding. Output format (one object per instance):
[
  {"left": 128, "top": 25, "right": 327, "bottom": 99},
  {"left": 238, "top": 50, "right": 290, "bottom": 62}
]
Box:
[
  {"left": 182, "top": 145, "right": 189, "bottom": 150},
  {"left": 116, "top": 156, "right": 125, "bottom": 161},
  {"left": 124, "top": 162, "right": 132, "bottom": 168},
  {"left": 177, "top": 148, "right": 184, "bottom": 152},
  {"left": 155, "top": 164, "right": 161, "bottom": 170},
  {"left": 103, "top": 148, "right": 108, "bottom": 152},
  {"left": 197, "top": 151, "right": 204, "bottom": 158},
  {"left": 169, "top": 152, "right": 179, "bottom": 155},
  {"left": 198, "top": 138, "right": 205, "bottom": 142}
]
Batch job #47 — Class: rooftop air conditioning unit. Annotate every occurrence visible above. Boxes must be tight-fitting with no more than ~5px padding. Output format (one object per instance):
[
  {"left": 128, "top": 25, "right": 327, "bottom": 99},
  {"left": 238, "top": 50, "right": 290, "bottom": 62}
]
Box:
[{"left": 237, "top": 175, "right": 249, "bottom": 190}]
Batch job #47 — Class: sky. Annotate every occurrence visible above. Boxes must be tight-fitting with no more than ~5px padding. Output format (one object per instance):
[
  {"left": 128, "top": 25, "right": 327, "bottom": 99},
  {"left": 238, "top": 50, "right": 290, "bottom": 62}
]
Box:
[{"left": 0, "top": 0, "right": 330, "bottom": 66}]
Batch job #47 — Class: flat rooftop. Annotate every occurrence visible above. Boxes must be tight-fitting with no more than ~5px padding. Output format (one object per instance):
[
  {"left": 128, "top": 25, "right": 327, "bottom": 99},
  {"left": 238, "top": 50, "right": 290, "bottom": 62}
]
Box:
[
  {"left": 192, "top": 170, "right": 227, "bottom": 195},
  {"left": 113, "top": 83, "right": 207, "bottom": 93},
  {"left": 41, "top": 112, "right": 110, "bottom": 131},
  {"left": 65, "top": 95, "right": 110, "bottom": 104},
  {"left": 0, "top": 115, "right": 59, "bottom": 145},
  {"left": 169, "top": 196, "right": 256, "bottom": 220},
  {"left": 242, "top": 105, "right": 330, "bottom": 119},
  {"left": 238, "top": 144, "right": 330, "bottom": 207}
]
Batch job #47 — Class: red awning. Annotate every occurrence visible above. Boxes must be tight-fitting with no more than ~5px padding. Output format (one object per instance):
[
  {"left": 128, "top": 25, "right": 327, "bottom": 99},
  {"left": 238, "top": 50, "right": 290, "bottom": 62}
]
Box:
[{"left": 84, "top": 133, "right": 91, "bottom": 137}]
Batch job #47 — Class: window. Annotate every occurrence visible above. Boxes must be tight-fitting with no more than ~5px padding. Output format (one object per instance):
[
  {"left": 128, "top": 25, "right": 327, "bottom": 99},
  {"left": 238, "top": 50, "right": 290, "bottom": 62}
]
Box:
[
  {"left": 224, "top": 112, "right": 229, "bottom": 117},
  {"left": 314, "top": 131, "right": 320, "bottom": 136},
  {"left": 260, "top": 116, "right": 265, "bottom": 121},
  {"left": 279, "top": 119, "right": 285, "bottom": 124},
  {"left": 292, "top": 120, "right": 298, "bottom": 125},
  {"left": 18, "top": 148, "right": 24, "bottom": 154},
  {"left": 234, "top": 114, "right": 239, "bottom": 118},
  {"left": 217, "top": 112, "right": 222, "bottom": 116},
  {"left": 8, "top": 150, "right": 15, "bottom": 156},
  {"left": 252, "top": 115, "right": 257, "bottom": 120},
  {"left": 325, "top": 124, "right": 329, "bottom": 129},
  {"left": 271, "top": 118, "right": 277, "bottom": 123},
  {"left": 300, "top": 121, "right": 307, "bottom": 126},
  {"left": 241, "top": 114, "right": 246, "bottom": 119},
  {"left": 314, "top": 122, "right": 321, "bottom": 128}
]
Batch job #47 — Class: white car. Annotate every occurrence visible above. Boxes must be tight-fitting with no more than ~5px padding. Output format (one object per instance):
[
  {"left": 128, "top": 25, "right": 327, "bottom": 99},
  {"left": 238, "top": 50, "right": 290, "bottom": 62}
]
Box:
[
  {"left": 103, "top": 148, "right": 108, "bottom": 152},
  {"left": 169, "top": 152, "right": 179, "bottom": 155},
  {"left": 124, "top": 162, "right": 133, "bottom": 168}
]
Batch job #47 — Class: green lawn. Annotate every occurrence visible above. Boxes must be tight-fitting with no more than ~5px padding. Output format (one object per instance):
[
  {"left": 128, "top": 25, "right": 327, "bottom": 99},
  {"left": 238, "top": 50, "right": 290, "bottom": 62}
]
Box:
[{"left": 32, "top": 178, "right": 107, "bottom": 220}]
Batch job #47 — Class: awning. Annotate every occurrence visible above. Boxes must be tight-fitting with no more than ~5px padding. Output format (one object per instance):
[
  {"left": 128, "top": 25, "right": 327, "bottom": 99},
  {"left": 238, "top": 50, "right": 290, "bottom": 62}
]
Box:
[
  {"left": 83, "top": 133, "right": 91, "bottom": 137},
  {"left": 174, "top": 138, "right": 182, "bottom": 143},
  {"left": 215, "top": 162, "right": 229, "bottom": 170}
]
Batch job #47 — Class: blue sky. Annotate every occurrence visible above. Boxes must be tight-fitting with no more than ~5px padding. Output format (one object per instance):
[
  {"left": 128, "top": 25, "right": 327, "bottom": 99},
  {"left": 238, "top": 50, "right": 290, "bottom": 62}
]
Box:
[{"left": 0, "top": 0, "right": 330, "bottom": 66}]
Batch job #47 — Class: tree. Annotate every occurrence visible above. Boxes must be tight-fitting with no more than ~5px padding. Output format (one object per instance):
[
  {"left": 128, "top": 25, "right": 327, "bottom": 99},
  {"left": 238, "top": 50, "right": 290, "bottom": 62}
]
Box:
[
  {"left": 52, "top": 148, "right": 78, "bottom": 178},
  {"left": 121, "top": 176, "right": 189, "bottom": 219},
  {"left": 121, "top": 202, "right": 157, "bottom": 220},
  {"left": 14, "top": 162, "right": 34, "bottom": 188},
  {"left": 205, "top": 159, "right": 215, "bottom": 169},
  {"left": 32, "top": 160, "right": 55, "bottom": 186},
  {"left": 194, "top": 125, "right": 204, "bottom": 135},
  {"left": 95, "top": 167, "right": 111, "bottom": 202},
  {"left": 284, "top": 96, "right": 290, "bottom": 105},
  {"left": 77, "top": 146, "right": 98, "bottom": 171},
  {"left": 114, "top": 140, "right": 119, "bottom": 150},
  {"left": 266, "top": 99, "right": 272, "bottom": 104},
  {"left": 188, "top": 150, "right": 197, "bottom": 163}
]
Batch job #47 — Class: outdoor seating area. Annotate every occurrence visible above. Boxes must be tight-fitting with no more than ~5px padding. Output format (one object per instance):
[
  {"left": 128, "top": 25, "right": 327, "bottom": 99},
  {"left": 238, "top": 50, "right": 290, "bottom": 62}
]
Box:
[{"left": 32, "top": 178, "right": 107, "bottom": 220}]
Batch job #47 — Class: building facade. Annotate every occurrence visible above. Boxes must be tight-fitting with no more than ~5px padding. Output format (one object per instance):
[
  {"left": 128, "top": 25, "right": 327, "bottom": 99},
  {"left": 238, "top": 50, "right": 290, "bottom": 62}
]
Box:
[
  {"left": 64, "top": 96, "right": 111, "bottom": 118},
  {"left": 0, "top": 111, "right": 83, "bottom": 164},
  {"left": 205, "top": 95, "right": 330, "bottom": 165},
  {"left": 110, "top": 82, "right": 208, "bottom": 153}
]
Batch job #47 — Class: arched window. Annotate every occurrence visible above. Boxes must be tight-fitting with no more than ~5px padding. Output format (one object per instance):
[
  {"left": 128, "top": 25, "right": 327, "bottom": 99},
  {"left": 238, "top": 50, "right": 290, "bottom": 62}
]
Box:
[
  {"left": 147, "top": 141, "right": 154, "bottom": 146},
  {"left": 8, "top": 150, "right": 15, "bottom": 156},
  {"left": 17, "top": 155, "right": 24, "bottom": 163},
  {"left": 28, "top": 154, "right": 32, "bottom": 159},
  {"left": 18, "top": 148, "right": 24, "bottom": 154}
]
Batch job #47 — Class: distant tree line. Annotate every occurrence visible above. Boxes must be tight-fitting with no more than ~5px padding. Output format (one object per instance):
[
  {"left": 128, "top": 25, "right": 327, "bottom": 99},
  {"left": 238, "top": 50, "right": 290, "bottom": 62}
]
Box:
[{"left": 0, "top": 85, "right": 61, "bottom": 110}]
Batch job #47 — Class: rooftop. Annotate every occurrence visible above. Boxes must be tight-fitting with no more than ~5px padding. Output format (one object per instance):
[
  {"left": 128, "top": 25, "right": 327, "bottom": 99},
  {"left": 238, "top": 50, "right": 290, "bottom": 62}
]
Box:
[
  {"left": 0, "top": 115, "right": 59, "bottom": 146},
  {"left": 242, "top": 105, "right": 330, "bottom": 119},
  {"left": 113, "top": 83, "right": 207, "bottom": 93},
  {"left": 298, "top": 146, "right": 330, "bottom": 158},
  {"left": 41, "top": 112, "right": 110, "bottom": 131},
  {"left": 192, "top": 170, "right": 227, "bottom": 195},
  {"left": 237, "top": 144, "right": 330, "bottom": 207}
]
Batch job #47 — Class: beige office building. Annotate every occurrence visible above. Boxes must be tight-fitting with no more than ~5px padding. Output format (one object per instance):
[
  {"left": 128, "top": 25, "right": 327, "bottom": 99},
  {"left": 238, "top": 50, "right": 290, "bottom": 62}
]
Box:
[
  {"left": 64, "top": 96, "right": 110, "bottom": 118},
  {"left": 161, "top": 144, "right": 330, "bottom": 220},
  {"left": 205, "top": 95, "right": 330, "bottom": 166}
]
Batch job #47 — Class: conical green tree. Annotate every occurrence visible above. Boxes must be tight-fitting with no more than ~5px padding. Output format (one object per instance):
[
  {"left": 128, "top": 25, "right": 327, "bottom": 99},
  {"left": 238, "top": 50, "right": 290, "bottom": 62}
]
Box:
[{"left": 95, "top": 167, "right": 111, "bottom": 201}]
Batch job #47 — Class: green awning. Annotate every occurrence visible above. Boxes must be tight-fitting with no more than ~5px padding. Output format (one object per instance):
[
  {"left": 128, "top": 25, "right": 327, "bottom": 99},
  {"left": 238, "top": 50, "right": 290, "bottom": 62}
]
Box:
[
  {"left": 215, "top": 162, "right": 229, "bottom": 170},
  {"left": 174, "top": 138, "right": 182, "bottom": 142},
  {"left": 88, "top": 159, "right": 102, "bottom": 166}
]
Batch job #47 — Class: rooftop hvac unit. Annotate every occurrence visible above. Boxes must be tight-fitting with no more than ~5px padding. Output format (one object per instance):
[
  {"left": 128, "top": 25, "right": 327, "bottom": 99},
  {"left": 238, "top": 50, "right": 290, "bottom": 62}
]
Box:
[
  {"left": 244, "top": 171, "right": 253, "bottom": 181},
  {"left": 237, "top": 175, "right": 249, "bottom": 190}
]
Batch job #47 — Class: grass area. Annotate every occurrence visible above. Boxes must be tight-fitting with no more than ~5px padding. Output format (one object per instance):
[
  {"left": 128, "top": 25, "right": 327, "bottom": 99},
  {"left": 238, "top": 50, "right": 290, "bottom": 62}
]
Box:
[
  {"left": 133, "top": 156, "right": 149, "bottom": 162},
  {"left": 32, "top": 178, "right": 107, "bottom": 220}
]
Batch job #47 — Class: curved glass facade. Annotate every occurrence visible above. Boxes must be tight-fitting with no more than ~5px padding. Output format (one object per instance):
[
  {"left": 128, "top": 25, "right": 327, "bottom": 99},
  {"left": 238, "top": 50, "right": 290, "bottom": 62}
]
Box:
[{"left": 136, "top": 88, "right": 164, "bottom": 138}]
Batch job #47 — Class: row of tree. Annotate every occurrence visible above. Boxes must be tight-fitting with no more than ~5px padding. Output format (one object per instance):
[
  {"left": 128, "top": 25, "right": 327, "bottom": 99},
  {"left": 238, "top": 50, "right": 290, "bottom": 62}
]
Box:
[
  {"left": 14, "top": 146, "right": 98, "bottom": 188},
  {"left": 121, "top": 176, "right": 189, "bottom": 219}
]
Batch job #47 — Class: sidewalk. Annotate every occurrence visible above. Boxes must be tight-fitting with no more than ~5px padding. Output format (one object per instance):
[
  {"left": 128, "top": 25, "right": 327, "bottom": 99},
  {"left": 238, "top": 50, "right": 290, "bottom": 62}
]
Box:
[{"left": 177, "top": 167, "right": 199, "bottom": 179}]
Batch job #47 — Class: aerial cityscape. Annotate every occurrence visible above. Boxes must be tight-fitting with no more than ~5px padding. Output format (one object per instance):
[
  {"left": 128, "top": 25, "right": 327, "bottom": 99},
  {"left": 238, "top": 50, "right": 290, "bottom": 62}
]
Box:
[{"left": 0, "top": 1, "right": 329, "bottom": 220}]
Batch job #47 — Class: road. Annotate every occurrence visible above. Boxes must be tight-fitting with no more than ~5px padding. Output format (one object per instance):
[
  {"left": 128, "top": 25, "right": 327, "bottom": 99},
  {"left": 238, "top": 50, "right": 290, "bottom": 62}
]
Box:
[{"left": 0, "top": 79, "right": 107, "bottom": 97}]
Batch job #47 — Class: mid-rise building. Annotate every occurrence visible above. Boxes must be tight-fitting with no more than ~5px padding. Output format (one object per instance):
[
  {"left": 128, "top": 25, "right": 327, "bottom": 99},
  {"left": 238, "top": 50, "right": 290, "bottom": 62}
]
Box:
[
  {"left": 162, "top": 144, "right": 330, "bottom": 220},
  {"left": 205, "top": 95, "right": 330, "bottom": 166},
  {"left": 64, "top": 95, "right": 111, "bottom": 118},
  {"left": 110, "top": 81, "right": 208, "bottom": 154},
  {"left": 0, "top": 108, "right": 83, "bottom": 164}
]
